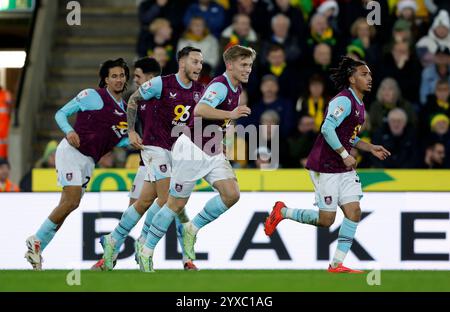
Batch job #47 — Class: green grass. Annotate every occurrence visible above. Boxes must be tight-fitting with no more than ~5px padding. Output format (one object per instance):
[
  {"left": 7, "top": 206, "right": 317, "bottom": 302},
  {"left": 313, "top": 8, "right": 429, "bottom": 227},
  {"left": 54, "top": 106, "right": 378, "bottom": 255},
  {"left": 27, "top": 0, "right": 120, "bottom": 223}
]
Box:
[{"left": 1, "top": 270, "right": 450, "bottom": 292}]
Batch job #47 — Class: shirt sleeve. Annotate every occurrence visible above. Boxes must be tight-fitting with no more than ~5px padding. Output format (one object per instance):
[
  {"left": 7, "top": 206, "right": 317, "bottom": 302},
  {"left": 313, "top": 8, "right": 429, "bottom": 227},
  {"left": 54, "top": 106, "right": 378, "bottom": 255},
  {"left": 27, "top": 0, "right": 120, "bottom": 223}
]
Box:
[
  {"left": 138, "top": 76, "right": 163, "bottom": 100},
  {"left": 198, "top": 82, "right": 228, "bottom": 108},
  {"left": 320, "top": 96, "right": 352, "bottom": 150},
  {"left": 54, "top": 89, "right": 103, "bottom": 134},
  {"left": 116, "top": 137, "right": 129, "bottom": 148}
]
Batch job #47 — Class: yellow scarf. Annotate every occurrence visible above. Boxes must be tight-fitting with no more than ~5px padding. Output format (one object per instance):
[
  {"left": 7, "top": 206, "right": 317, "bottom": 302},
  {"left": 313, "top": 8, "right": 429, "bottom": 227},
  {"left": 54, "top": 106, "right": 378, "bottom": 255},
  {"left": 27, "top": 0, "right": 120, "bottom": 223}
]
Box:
[
  {"left": 270, "top": 62, "right": 286, "bottom": 77},
  {"left": 308, "top": 97, "right": 324, "bottom": 131},
  {"left": 437, "top": 99, "right": 449, "bottom": 110}
]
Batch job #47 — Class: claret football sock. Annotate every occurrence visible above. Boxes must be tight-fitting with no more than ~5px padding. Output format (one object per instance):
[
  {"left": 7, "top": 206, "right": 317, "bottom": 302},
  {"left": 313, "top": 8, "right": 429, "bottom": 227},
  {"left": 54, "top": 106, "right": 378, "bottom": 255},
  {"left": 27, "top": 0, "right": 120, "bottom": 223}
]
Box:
[
  {"left": 35, "top": 218, "right": 58, "bottom": 250},
  {"left": 281, "top": 207, "right": 318, "bottom": 226},
  {"left": 331, "top": 218, "right": 358, "bottom": 267},
  {"left": 192, "top": 195, "right": 228, "bottom": 230}
]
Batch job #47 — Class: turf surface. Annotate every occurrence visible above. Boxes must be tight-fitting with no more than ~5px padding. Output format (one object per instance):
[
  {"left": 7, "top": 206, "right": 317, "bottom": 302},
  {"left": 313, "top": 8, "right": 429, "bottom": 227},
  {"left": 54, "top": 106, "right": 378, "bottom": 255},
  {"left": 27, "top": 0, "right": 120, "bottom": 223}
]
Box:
[{"left": 1, "top": 270, "right": 449, "bottom": 292}]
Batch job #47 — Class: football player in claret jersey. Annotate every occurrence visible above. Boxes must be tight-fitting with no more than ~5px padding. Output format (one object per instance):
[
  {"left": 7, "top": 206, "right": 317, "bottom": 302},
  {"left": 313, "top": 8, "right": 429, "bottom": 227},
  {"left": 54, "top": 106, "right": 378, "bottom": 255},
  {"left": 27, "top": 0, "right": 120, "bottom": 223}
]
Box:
[
  {"left": 25, "top": 58, "right": 130, "bottom": 270},
  {"left": 91, "top": 57, "right": 161, "bottom": 271},
  {"left": 99, "top": 47, "right": 204, "bottom": 271},
  {"left": 137, "top": 45, "right": 256, "bottom": 272},
  {"left": 265, "top": 57, "right": 391, "bottom": 273}
]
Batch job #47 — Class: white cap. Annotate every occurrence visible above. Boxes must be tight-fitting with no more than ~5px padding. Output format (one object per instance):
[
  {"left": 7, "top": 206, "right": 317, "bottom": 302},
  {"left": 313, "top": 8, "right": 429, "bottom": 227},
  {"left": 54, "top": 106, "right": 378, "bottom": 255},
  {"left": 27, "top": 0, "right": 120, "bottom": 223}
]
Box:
[
  {"left": 317, "top": 0, "right": 339, "bottom": 17},
  {"left": 397, "top": 0, "right": 417, "bottom": 14}
]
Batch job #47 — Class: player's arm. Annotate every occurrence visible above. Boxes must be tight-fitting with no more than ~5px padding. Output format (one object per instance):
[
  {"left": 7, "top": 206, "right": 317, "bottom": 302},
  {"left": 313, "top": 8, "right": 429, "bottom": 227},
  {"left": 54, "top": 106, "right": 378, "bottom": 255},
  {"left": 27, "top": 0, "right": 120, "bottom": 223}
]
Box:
[
  {"left": 320, "top": 96, "right": 356, "bottom": 168},
  {"left": 354, "top": 138, "right": 391, "bottom": 160},
  {"left": 127, "top": 77, "right": 162, "bottom": 150},
  {"left": 194, "top": 83, "right": 251, "bottom": 120},
  {"left": 55, "top": 89, "right": 102, "bottom": 148}
]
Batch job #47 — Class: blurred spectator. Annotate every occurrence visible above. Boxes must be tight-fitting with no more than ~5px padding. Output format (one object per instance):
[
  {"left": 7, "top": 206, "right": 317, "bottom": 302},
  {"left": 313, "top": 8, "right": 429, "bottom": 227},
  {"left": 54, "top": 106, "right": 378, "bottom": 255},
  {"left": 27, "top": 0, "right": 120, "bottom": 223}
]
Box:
[
  {"left": 369, "top": 77, "right": 417, "bottom": 130},
  {"left": 419, "top": 141, "right": 447, "bottom": 168},
  {"left": 416, "top": 9, "right": 450, "bottom": 67},
  {"left": 272, "top": 0, "right": 307, "bottom": 39},
  {"left": 304, "top": 43, "right": 334, "bottom": 94},
  {"left": 0, "top": 85, "right": 12, "bottom": 159},
  {"left": 380, "top": 40, "right": 422, "bottom": 104},
  {"left": 183, "top": 0, "right": 226, "bottom": 38},
  {"left": 306, "top": 13, "right": 337, "bottom": 53},
  {"left": 349, "top": 18, "right": 381, "bottom": 67},
  {"left": 286, "top": 115, "right": 318, "bottom": 168},
  {"left": 230, "top": 0, "right": 272, "bottom": 39},
  {"left": 420, "top": 46, "right": 450, "bottom": 104},
  {"left": 260, "top": 13, "right": 302, "bottom": 65},
  {"left": 395, "top": 0, "right": 428, "bottom": 42},
  {"left": 428, "top": 113, "right": 450, "bottom": 144},
  {"left": 249, "top": 75, "right": 295, "bottom": 136},
  {"left": 371, "top": 108, "right": 418, "bottom": 168},
  {"left": 152, "top": 45, "right": 177, "bottom": 75},
  {"left": 137, "top": 0, "right": 187, "bottom": 60},
  {"left": 258, "top": 44, "right": 300, "bottom": 101},
  {"left": 138, "top": 17, "right": 175, "bottom": 58},
  {"left": 178, "top": 16, "right": 219, "bottom": 69},
  {"left": 219, "top": 14, "right": 259, "bottom": 54},
  {"left": 391, "top": 19, "right": 414, "bottom": 47},
  {"left": 250, "top": 110, "right": 289, "bottom": 168},
  {"left": 346, "top": 38, "right": 366, "bottom": 61},
  {"left": 19, "top": 140, "right": 57, "bottom": 192},
  {"left": 425, "top": 0, "right": 450, "bottom": 17},
  {"left": 0, "top": 158, "right": 19, "bottom": 192},
  {"left": 295, "top": 74, "right": 329, "bottom": 132},
  {"left": 421, "top": 79, "right": 450, "bottom": 133},
  {"left": 317, "top": 0, "right": 340, "bottom": 34}
]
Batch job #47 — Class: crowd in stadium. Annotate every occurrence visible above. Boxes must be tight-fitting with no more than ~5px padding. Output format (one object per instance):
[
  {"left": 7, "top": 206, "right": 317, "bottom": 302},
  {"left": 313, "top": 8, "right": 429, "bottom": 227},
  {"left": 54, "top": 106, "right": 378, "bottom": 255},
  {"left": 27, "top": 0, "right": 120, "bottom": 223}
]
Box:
[
  {"left": 2, "top": 0, "right": 450, "bottom": 193},
  {"left": 136, "top": 0, "right": 449, "bottom": 169}
]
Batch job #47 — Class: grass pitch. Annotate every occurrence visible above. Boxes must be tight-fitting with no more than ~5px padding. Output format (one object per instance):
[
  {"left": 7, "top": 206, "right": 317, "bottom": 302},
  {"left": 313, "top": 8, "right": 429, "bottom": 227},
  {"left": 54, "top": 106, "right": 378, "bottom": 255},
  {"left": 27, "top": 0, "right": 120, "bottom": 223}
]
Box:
[{"left": 1, "top": 270, "right": 449, "bottom": 292}]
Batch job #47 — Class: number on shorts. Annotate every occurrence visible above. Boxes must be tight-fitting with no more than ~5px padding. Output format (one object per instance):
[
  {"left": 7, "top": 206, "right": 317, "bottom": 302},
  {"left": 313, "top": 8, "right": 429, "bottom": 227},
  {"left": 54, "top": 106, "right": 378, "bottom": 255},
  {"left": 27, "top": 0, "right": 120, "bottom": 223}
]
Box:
[{"left": 82, "top": 176, "right": 91, "bottom": 189}]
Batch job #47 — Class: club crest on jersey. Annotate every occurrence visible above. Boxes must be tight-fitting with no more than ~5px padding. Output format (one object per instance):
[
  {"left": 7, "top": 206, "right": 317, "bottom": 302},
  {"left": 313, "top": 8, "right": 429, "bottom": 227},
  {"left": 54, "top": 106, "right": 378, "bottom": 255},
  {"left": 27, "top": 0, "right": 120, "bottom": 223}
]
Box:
[
  {"left": 175, "top": 183, "right": 183, "bottom": 192},
  {"left": 114, "top": 109, "right": 124, "bottom": 116},
  {"left": 66, "top": 173, "right": 73, "bottom": 181},
  {"left": 169, "top": 92, "right": 177, "bottom": 99},
  {"left": 193, "top": 92, "right": 201, "bottom": 103},
  {"left": 160, "top": 164, "right": 167, "bottom": 173},
  {"left": 324, "top": 196, "right": 332, "bottom": 205}
]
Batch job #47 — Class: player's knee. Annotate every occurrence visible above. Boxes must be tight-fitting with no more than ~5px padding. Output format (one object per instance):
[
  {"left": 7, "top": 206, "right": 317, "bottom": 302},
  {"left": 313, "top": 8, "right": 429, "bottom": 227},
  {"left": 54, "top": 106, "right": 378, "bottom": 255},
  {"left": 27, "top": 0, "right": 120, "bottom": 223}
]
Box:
[
  {"left": 318, "top": 216, "right": 335, "bottom": 228},
  {"left": 348, "top": 207, "right": 361, "bottom": 222},
  {"left": 156, "top": 194, "right": 168, "bottom": 207},
  {"left": 221, "top": 190, "right": 240, "bottom": 207}
]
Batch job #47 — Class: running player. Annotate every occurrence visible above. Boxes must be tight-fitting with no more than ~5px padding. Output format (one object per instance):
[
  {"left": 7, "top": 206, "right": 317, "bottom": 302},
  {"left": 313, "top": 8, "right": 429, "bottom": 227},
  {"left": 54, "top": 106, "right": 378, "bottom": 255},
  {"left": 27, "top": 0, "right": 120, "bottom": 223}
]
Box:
[
  {"left": 100, "top": 47, "right": 204, "bottom": 271},
  {"left": 25, "top": 58, "right": 130, "bottom": 270},
  {"left": 91, "top": 57, "right": 161, "bottom": 270},
  {"left": 264, "top": 56, "right": 391, "bottom": 273},
  {"left": 137, "top": 45, "right": 256, "bottom": 272}
]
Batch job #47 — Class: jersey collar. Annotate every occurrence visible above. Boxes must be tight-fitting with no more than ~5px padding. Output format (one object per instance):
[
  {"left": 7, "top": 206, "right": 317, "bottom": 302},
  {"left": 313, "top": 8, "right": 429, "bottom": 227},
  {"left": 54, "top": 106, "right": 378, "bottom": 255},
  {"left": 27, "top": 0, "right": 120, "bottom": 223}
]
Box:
[
  {"left": 223, "top": 72, "right": 238, "bottom": 93},
  {"left": 106, "top": 88, "right": 125, "bottom": 112},
  {"left": 348, "top": 87, "right": 363, "bottom": 106},
  {"left": 175, "top": 73, "right": 192, "bottom": 89}
]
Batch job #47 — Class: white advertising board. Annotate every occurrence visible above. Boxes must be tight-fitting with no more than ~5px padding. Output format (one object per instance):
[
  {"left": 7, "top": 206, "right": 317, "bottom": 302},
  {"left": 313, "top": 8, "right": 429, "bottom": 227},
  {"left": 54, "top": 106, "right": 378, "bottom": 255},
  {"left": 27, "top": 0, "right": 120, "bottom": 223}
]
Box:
[{"left": 1, "top": 192, "right": 449, "bottom": 270}]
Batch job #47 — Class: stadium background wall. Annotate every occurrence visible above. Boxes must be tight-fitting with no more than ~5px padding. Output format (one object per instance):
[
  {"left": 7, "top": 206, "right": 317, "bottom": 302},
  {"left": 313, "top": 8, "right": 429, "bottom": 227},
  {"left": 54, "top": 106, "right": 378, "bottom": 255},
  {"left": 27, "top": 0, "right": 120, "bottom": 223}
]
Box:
[{"left": 2, "top": 192, "right": 449, "bottom": 270}]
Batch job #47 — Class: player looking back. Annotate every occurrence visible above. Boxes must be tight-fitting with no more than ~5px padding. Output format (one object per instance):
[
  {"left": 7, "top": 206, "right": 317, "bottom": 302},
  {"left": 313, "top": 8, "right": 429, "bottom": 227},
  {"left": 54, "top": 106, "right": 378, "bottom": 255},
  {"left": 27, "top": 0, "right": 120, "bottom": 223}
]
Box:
[
  {"left": 91, "top": 57, "right": 161, "bottom": 271},
  {"left": 137, "top": 45, "right": 256, "bottom": 272},
  {"left": 25, "top": 58, "right": 130, "bottom": 270},
  {"left": 265, "top": 56, "right": 391, "bottom": 273},
  {"left": 100, "top": 47, "right": 204, "bottom": 271}
]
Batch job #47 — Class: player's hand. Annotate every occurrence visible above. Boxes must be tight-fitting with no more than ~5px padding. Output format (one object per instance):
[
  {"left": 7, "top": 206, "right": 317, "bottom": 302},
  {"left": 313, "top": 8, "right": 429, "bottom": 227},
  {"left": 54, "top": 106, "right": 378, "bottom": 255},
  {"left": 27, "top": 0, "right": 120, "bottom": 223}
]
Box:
[
  {"left": 66, "top": 131, "right": 80, "bottom": 148},
  {"left": 343, "top": 155, "right": 357, "bottom": 169},
  {"left": 229, "top": 106, "right": 251, "bottom": 120},
  {"left": 370, "top": 144, "right": 391, "bottom": 160},
  {"left": 129, "top": 131, "right": 144, "bottom": 150}
]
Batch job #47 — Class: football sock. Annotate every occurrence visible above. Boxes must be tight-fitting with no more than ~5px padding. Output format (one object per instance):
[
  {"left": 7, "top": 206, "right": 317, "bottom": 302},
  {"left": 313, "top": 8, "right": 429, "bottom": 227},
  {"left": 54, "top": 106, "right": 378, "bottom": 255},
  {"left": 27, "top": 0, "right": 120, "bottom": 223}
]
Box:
[
  {"left": 281, "top": 207, "right": 318, "bottom": 225},
  {"left": 144, "top": 204, "right": 177, "bottom": 251},
  {"left": 35, "top": 218, "right": 58, "bottom": 250},
  {"left": 191, "top": 195, "right": 228, "bottom": 231},
  {"left": 111, "top": 204, "right": 142, "bottom": 253},
  {"left": 332, "top": 218, "right": 358, "bottom": 267},
  {"left": 139, "top": 201, "right": 161, "bottom": 241}
]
